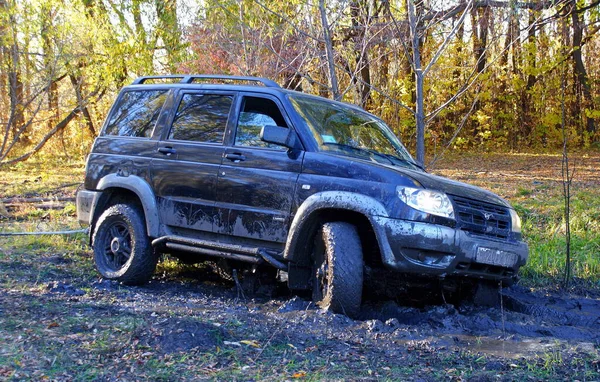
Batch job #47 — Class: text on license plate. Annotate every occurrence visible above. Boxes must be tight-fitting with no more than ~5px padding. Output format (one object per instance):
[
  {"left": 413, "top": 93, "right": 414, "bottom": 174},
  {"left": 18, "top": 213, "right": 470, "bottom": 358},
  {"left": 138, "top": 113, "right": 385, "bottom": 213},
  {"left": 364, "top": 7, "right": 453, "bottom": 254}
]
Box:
[{"left": 476, "top": 247, "right": 518, "bottom": 268}]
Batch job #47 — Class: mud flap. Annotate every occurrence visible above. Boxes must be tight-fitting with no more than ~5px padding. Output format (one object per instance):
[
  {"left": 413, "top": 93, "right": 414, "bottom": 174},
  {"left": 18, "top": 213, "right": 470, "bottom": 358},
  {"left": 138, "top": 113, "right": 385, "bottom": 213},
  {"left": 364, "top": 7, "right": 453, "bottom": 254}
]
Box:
[
  {"left": 473, "top": 280, "right": 501, "bottom": 307},
  {"left": 287, "top": 263, "right": 311, "bottom": 290}
]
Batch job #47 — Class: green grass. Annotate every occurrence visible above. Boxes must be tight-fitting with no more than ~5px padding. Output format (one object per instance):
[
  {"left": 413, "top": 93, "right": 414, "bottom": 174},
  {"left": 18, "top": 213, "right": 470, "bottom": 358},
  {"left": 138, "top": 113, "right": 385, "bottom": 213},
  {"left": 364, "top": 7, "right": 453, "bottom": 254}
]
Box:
[
  {"left": 516, "top": 189, "right": 600, "bottom": 287},
  {"left": 433, "top": 151, "right": 600, "bottom": 289}
]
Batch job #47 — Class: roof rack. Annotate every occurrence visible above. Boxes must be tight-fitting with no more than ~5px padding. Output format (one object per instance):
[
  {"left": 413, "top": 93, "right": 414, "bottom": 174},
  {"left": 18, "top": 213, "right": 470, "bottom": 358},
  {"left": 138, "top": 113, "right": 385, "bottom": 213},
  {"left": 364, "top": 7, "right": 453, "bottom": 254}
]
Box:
[{"left": 132, "top": 74, "right": 280, "bottom": 88}]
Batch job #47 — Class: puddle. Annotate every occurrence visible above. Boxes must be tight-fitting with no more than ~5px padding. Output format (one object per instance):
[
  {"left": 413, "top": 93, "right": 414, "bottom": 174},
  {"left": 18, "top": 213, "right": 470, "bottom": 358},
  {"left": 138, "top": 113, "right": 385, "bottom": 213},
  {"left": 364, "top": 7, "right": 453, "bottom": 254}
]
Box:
[{"left": 397, "top": 334, "right": 598, "bottom": 359}]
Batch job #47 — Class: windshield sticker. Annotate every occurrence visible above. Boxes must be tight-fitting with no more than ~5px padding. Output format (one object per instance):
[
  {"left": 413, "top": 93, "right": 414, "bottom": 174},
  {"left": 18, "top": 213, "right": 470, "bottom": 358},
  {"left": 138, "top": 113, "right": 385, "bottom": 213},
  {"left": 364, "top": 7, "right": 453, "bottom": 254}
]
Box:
[{"left": 321, "top": 134, "right": 336, "bottom": 143}]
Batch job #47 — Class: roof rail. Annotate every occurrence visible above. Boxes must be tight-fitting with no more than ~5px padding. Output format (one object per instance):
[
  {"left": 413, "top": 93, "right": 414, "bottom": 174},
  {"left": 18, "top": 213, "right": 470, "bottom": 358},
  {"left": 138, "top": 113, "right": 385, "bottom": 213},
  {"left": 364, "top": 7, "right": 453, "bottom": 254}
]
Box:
[{"left": 132, "top": 74, "right": 280, "bottom": 88}]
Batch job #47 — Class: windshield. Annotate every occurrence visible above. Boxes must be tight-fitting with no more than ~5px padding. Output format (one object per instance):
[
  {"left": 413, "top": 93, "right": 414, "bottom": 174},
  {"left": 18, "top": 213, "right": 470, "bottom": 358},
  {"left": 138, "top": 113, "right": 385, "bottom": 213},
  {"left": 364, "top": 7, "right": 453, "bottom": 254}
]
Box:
[{"left": 289, "top": 95, "right": 420, "bottom": 170}]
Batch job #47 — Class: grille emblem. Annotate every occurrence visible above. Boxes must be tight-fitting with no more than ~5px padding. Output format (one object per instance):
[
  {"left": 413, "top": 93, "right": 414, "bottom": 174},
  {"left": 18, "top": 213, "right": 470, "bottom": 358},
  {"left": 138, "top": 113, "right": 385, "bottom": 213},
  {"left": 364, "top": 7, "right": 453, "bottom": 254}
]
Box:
[{"left": 483, "top": 212, "right": 494, "bottom": 220}]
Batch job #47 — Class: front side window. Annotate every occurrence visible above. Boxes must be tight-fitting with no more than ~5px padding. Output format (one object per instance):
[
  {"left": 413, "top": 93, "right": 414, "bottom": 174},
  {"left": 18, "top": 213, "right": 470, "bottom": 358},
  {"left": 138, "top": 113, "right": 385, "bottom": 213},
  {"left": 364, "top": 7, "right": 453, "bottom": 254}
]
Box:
[
  {"left": 104, "top": 90, "right": 168, "bottom": 137},
  {"left": 169, "top": 93, "right": 233, "bottom": 143},
  {"left": 235, "top": 96, "right": 288, "bottom": 150}
]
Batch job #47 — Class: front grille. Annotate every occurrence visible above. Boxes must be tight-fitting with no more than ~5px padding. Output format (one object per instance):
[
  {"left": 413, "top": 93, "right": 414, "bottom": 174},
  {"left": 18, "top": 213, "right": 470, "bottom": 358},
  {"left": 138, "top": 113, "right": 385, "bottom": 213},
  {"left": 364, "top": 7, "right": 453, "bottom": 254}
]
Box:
[{"left": 451, "top": 195, "right": 511, "bottom": 239}]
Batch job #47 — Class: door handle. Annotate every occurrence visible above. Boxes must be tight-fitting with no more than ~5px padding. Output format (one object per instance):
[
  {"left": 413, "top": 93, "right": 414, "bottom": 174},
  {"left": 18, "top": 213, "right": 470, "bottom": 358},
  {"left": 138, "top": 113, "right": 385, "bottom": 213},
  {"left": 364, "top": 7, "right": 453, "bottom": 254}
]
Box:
[
  {"left": 225, "top": 153, "right": 246, "bottom": 162},
  {"left": 158, "top": 147, "right": 176, "bottom": 155}
]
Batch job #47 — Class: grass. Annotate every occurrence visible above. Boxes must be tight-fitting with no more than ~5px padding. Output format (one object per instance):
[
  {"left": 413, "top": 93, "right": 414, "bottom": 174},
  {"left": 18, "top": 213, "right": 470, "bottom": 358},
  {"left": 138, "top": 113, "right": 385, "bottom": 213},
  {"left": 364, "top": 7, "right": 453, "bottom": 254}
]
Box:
[
  {"left": 433, "top": 151, "right": 600, "bottom": 288},
  {"left": 516, "top": 189, "right": 600, "bottom": 286}
]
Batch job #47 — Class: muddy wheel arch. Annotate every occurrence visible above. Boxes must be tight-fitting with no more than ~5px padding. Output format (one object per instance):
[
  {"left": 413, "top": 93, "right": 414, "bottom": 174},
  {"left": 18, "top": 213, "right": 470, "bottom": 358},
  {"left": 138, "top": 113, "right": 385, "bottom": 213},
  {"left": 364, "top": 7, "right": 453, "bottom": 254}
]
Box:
[
  {"left": 92, "top": 174, "right": 160, "bottom": 238},
  {"left": 283, "top": 192, "right": 388, "bottom": 289}
]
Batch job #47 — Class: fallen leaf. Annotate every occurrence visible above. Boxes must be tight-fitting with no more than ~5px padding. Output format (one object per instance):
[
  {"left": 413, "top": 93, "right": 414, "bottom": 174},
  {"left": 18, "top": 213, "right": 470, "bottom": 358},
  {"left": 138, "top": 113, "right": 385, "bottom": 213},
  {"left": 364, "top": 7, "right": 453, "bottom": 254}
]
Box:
[
  {"left": 223, "top": 341, "right": 241, "bottom": 347},
  {"left": 240, "top": 339, "right": 260, "bottom": 348},
  {"left": 292, "top": 371, "right": 306, "bottom": 378},
  {"left": 47, "top": 322, "right": 59, "bottom": 328}
]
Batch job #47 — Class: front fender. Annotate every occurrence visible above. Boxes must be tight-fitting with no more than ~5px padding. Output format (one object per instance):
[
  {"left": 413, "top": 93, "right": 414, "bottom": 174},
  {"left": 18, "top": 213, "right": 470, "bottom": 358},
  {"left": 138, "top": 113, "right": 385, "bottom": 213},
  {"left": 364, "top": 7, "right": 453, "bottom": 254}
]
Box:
[
  {"left": 283, "top": 191, "right": 389, "bottom": 263},
  {"left": 96, "top": 174, "right": 160, "bottom": 238}
]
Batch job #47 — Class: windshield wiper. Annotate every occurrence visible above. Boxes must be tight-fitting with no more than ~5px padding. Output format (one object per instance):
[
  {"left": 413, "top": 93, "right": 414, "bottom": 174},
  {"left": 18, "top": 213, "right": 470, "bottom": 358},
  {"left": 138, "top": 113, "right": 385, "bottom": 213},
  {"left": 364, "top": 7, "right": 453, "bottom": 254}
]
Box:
[
  {"left": 382, "top": 153, "right": 424, "bottom": 170},
  {"left": 323, "top": 143, "right": 424, "bottom": 170},
  {"left": 322, "top": 143, "right": 395, "bottom": 164}
]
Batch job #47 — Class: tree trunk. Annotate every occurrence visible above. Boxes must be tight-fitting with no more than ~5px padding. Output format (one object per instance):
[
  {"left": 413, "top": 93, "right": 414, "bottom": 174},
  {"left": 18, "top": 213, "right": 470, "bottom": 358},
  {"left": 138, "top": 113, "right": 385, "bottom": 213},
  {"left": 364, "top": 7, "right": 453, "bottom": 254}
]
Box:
[
  {"left": 472, "top": 4, "right": 490, "bottom": 74},
  {"left": 155, "top": 0, "right": 182, "bottom": 72},
  {"left": 408, "top": 0, "right": 425, "bottom": 165},
  {"left": 69, "top": 74, "right": 95, "bottom": 136},
  {"left": 350, "top": 1, "right": 372, "bottom": 108},
  {"left": 41, "top": 3, "right": 59, "bottom": 130},
  {"left": 8, "top": 22, "right": 24, "bottom": 141},
  {"left": 570, "top": 0, "right": 596, "bottom": 137},
  {"left": 0, "top": 0, "right": 8, "bottom": 115},
  {"left": 520, "top": 9, "right": 539, "bottom": 144},
  {"left": 319, "top": 0, "right": 340, "bottom": 100}
]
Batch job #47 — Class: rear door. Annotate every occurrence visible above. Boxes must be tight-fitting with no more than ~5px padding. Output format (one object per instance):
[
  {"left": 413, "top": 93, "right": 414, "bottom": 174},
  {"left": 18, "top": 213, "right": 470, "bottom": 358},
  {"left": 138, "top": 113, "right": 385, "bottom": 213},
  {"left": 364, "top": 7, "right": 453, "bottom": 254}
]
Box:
[
  {"left": 151, "top": 90, "right": 236, "bottom": 233},
  {"left": 216, "top": 94, "right": 303, "bottom": 243}
]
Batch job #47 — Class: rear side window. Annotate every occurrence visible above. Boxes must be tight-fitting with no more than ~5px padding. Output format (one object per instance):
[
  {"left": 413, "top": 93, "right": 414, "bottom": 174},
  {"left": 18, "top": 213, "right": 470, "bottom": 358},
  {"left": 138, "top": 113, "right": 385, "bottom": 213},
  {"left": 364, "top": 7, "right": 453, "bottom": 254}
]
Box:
[
  {"left": 169, "top": 93, "right": 233, "bottom": 143},
  {"left": 104, "top": 90, "right": 168, "bottom": 137}
]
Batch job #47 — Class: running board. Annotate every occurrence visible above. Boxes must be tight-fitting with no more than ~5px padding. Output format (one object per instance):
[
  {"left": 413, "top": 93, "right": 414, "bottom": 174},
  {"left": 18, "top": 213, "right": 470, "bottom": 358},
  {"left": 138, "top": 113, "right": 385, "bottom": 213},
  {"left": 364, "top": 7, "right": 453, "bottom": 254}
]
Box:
[{"left": 152, "top": 235, "right": 287, "bottom": 270}]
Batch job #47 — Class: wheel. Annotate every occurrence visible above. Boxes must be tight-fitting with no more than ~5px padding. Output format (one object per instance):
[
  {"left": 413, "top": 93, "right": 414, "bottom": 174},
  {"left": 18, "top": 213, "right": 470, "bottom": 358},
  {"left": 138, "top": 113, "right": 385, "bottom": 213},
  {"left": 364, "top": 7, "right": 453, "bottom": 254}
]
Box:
[
  {"left": 311, "top": 222, "right": 363, "bottom": 317},
  {"left": 92, "top": 204, "right": 158, "bottom": 285}
]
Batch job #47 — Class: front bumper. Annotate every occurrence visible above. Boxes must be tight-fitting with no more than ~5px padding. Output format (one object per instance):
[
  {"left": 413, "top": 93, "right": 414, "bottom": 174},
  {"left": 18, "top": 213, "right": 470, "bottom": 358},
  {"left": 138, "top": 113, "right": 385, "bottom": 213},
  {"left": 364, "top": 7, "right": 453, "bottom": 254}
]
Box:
[
  {"left": 372, "top": 216, "right": 529, "bottom": 281},
  {"left": 76, "top": 189, "right": 102, "bottom": 226}
]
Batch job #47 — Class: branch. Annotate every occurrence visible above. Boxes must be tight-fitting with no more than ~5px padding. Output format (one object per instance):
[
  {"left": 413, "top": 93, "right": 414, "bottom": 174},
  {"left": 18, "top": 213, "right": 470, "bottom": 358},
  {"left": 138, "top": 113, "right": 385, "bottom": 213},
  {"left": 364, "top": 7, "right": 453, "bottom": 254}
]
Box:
[
  {"left": 422, "top": 0, "right": 474, "bottom": 77},
  {"left": 0, "top": 87, "right": 106, "bottom": 165},
  {"left": 0, "top": 107, "right": 81, "bottom": 165}
]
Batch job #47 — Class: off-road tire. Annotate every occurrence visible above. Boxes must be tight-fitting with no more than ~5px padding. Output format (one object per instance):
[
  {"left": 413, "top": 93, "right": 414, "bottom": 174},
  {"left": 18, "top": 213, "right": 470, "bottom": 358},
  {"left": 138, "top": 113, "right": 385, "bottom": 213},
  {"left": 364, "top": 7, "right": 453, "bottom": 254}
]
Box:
[
  {"left": 92, "top": 204, "right": 158, "bottom": 285},
  {"left": 312, "top": 222, "right": 363, "bottom": 317}
]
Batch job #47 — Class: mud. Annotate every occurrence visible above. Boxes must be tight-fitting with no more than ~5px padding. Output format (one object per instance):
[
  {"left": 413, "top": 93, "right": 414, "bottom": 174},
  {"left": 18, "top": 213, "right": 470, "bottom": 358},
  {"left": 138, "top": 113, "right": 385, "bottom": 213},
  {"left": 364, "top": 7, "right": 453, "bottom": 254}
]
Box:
[
  {"left": 136, "top": 318, "right": 228, "bottom": 354},
  {"left": 2, "top": 259, "right": 599, "bottom": 380},
  {"left": 120, "top": 266, "right": 600, "bottom": 362}
]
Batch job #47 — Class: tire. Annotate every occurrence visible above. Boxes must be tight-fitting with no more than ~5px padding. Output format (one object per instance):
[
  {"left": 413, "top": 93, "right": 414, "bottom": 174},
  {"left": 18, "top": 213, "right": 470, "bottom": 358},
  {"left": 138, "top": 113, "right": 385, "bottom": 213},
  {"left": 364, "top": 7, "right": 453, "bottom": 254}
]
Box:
[
  {"left": 92, "top": 204, "right": 158, "bottom": 285},
  {"left": 312, "top": 222, "right": 363, "bottom": 317}
]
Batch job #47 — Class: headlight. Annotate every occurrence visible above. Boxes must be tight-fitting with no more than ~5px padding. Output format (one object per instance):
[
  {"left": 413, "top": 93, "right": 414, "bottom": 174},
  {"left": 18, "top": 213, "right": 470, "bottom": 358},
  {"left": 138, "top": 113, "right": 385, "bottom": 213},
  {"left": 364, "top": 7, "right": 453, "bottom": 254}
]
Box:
[
  {"left": 509, "top": 209, "right": 522, "bottom": 233},
  {"left": 397, "top": 186, "right": 454, "bottom": 219}
]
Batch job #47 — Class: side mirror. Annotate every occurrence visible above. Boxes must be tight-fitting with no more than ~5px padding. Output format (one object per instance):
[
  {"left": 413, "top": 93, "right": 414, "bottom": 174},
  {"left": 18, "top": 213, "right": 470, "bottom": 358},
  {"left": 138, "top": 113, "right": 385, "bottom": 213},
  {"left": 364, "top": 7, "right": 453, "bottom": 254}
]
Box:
[{"left": 260, "top": 125, "right": 298, "bottom": 148}]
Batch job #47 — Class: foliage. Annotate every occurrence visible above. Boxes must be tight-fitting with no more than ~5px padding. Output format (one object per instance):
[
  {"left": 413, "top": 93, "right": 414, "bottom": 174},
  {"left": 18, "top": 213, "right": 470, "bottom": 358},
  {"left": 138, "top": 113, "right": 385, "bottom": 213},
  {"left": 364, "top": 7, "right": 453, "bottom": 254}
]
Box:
[{"left": 1, "top": 1, "right": 599, "bottom": 164}]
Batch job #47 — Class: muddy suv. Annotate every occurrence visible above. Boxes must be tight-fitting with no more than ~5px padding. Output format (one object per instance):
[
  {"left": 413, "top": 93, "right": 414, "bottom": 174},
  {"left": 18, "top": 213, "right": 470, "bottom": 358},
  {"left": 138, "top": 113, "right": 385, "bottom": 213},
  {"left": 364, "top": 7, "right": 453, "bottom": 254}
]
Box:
[{"left": 77, "top": 75, "right": 528, "bottom": 316}]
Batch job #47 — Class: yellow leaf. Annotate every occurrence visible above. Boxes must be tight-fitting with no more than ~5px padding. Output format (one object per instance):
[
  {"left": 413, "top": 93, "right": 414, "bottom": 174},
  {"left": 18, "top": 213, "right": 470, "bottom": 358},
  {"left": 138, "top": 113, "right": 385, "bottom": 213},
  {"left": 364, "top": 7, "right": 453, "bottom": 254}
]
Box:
[
  {"left": 240, "top": 340, "right": 260, "bottom": 348},
  {"left": 292, "top": 371, "right": 306, "bottom": 378}
]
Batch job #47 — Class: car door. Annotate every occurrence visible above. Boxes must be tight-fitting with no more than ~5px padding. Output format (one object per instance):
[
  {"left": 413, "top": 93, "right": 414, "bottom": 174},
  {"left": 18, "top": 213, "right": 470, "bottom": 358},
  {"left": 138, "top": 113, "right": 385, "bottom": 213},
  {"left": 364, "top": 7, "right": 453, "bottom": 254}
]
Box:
[
  {"left": 151, "top": 90, "right": 236, "bottom": 233},
  {"left": 216, "top": 94, "right": 304, "bottom": 243}
]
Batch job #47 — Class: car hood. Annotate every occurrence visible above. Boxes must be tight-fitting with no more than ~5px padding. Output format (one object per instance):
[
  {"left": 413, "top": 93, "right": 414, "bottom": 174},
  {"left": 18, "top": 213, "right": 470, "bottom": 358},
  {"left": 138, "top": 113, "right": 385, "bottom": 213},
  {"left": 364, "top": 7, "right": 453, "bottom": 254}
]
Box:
[
  {"left": 305, "top": 152, "right": 512, "bottom": 209},
  {"left": 388, "top": 165, "right": 511, "bottom": 208}
]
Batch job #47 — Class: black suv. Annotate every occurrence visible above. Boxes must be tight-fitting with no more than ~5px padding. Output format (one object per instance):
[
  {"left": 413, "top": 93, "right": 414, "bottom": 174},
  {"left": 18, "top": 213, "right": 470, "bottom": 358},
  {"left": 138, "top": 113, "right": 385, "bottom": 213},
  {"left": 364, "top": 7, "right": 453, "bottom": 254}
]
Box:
[{"left": 77, "top": 75, "right": 528, "bottom": 316}]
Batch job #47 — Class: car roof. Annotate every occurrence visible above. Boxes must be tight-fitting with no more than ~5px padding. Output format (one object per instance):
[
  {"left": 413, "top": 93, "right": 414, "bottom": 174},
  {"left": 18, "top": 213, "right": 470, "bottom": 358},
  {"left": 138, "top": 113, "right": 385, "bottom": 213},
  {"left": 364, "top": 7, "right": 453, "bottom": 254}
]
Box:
[{"left": 123, "top": 74, "right": 373, "bottom": 116}]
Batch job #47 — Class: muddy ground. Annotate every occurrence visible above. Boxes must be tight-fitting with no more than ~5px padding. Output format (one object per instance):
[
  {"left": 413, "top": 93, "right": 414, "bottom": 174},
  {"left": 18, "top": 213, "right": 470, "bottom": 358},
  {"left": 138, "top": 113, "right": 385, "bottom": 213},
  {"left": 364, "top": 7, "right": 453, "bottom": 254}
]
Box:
[{"left": 1, "top": 257, "right": 599, "bottom": 381}]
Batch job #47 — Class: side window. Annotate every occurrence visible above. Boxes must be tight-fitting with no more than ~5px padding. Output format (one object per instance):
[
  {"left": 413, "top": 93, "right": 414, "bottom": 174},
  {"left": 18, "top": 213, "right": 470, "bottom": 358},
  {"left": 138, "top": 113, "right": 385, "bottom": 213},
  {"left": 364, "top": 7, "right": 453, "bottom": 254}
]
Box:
[
  {"left": 169, "top": 93, "right": 233, "bottom": 143},
  {"left": 235, "top": 97, "right": 288, "bottom": 150},
  {"left": 104, "top": 90, "right": 168, "bottom": 137}
]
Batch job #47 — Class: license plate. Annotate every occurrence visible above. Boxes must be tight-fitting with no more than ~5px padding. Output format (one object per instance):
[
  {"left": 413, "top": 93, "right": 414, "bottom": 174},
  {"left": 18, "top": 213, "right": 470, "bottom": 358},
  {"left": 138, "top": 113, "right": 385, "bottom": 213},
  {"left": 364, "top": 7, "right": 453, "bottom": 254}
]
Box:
[{"left": 476, "top": 247, "right": 518, "bottom": 268}]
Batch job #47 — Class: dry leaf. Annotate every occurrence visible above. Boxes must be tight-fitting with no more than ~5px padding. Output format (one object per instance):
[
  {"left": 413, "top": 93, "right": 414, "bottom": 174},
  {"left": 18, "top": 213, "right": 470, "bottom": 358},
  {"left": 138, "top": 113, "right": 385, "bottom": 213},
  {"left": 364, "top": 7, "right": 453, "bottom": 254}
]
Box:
[
  {"left": 292, "top": 371, "right": 306, "bottom": 378},
  {"left": 240, "top": 339, "right": 260, "bottom": 348}
]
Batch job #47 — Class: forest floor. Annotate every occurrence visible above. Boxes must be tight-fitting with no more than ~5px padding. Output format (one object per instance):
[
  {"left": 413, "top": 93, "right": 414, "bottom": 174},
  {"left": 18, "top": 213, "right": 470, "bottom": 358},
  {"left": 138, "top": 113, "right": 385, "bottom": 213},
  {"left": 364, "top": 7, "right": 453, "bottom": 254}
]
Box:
[{"left": 0, "top": 152, "right": 599, "bottom": 381}]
